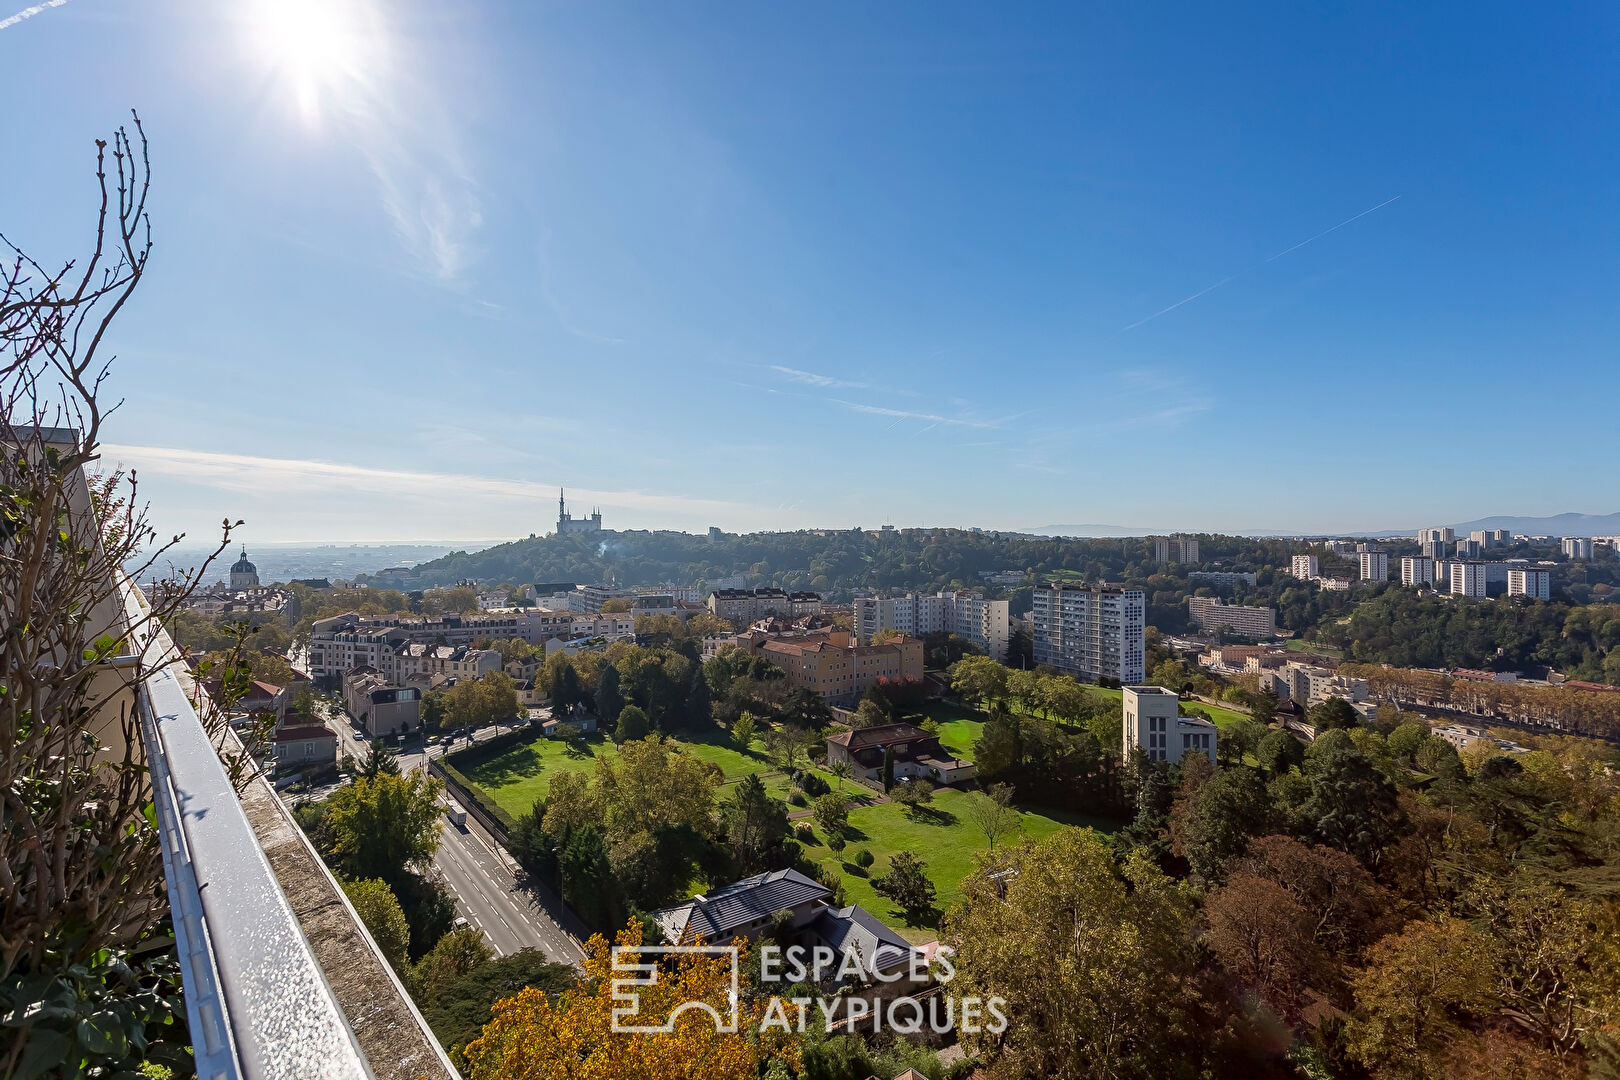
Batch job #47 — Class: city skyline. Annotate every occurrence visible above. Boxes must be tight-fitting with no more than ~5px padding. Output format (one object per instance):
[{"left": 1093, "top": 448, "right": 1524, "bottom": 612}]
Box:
[{"left": 7, "top": 3, "right": 1620, "bottom": 542}]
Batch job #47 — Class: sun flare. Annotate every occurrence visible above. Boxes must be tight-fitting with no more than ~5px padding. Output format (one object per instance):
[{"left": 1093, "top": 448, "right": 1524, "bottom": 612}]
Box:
[{"left": 248, "top": 0, "right": 373, "bottom": 122}]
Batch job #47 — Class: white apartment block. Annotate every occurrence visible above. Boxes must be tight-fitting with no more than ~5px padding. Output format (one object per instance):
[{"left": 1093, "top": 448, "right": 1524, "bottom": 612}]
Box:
[
  {"left": 306, "top": 608, "right": 633, "bottom": 681},
  {"left": 1507, "top": 567, "right": 1551, "bottom": 600},
  {"left": 1187, "top": 571, "right": 1257, "bottom": 588},
  {"left": 1186, "top": 596, "right": 1277, "bottom": 638},
  {"left": 1290, "top": 554, "right": 1320, "bottom": 579},
  {"left": 1418, "top": 527, "right": 1455, "bottom": 562},
  {"left": 1449, "top": 561, "right": 1487, "bottom": 598},
  {"left": 1562, "top": 537, "right": 1594, "bottom": 560},
  {"left": 1032, "top": 584, "right": 1145, "bottom": 684},
  {"left": 1122, "top": 686, "right": 1216, "bottom": 766},
  {"left": 1153, "top": 536, "right": 1200, "bottom": 565},
  {"left": 1359, "top": 551, "right": 1389, "bottom": 582},
  {"left": 707, "top": 588, "right": 823, "bottom": 623},
  {"left": 1400, "top": 556, "right": 1436, "bottom": 587},
  {"left": 852, "top": 591, "right": 1010, "bottom": 660}
]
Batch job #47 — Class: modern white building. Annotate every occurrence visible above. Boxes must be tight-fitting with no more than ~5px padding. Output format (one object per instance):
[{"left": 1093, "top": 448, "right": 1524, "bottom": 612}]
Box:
[
  {"left": 1358, "top": 551, "right": 1389, "bottom": 582},
  {"left": 1032, "top": 583, "right": 1145, "bottom": 684},
  {"left": 1400, "top": 556, "right": 1436, "bottom": 587},
  {"left": 1290, "top": 554, "right": 1320, "bottom": 579},
  {"left": 1449, "top": 561, "right": 1488, "bottom": 598},
  {"left": 1417, "top": 527, "right": 1455, "bottom": 562},
  {"left": 1562, "top": 537, "right": 1594, "bottom": 560},
  {"left": 853, "top": 591, "right": 1010, "bottom": 660},
  {"left": 1507, "top": 567, "right": 1551, "bottom": 600},
  {"left": 1122, "top": 685, "right": 1216, "bottom": 766},
  {"left": 1186, "top": 596, "right": 1277, "bottom": 638}
]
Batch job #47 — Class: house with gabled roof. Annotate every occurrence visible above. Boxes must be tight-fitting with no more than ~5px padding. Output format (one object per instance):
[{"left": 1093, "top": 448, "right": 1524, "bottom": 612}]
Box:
[{"left": 826, "top": 723, "right": 976, "bottom": 786}]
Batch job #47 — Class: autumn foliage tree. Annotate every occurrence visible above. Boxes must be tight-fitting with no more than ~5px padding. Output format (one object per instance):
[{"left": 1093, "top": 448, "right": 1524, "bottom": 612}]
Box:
[{"left": 462, "top": 921, "right": 798, "bottom": 1080}]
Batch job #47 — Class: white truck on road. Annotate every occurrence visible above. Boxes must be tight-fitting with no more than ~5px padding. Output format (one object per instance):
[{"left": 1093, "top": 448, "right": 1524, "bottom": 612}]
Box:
[{"left": 444, "top": 801, "right": 467, "bottom": 828}]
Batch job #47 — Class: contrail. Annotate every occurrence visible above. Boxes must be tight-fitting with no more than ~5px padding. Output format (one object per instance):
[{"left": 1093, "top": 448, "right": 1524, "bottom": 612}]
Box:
[
  {"left": 1120, "top": 276, "right": 1234, "bottom": 332},
  {"left": 1265, "top": 194, "right": 1403, "bottom": 262},
  {"left": 0, "top": 0, "right": 68, "bottom": 31},
  {"left": 1120, "top": 194, "right": 1402, "bottom": 332}
]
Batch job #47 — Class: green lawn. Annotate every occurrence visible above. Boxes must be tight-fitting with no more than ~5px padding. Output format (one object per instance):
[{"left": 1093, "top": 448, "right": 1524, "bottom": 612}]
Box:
[
  {"left": 455, "top": 728, "right": 842, "bottom": 818},
  {"left": 794, "top": 788, "right": 1106, "bottom": 943},
  {"left": 1286, "top": 638, "right": 1345, "bottom": 660}
]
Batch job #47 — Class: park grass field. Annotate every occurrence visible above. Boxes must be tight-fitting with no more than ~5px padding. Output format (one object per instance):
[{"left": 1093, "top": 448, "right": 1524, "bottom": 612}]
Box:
[
  {"left": 793, "top": 788, "right": 1107, "bottom": 943},
  {"left": 454, "top": 728, "right": 840, "bottom": 817}
]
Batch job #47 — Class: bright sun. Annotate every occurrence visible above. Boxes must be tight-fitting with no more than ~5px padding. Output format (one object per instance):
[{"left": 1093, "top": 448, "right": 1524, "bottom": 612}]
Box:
[{"left": 249, "top": 0, "right": 372, "bottom": 122}]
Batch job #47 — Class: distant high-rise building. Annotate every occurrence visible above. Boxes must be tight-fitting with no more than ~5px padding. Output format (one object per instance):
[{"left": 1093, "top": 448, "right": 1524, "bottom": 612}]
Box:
[
  {"left": 1401, "top": 556, "right": 1436, "bottom": 587},
  {"left": 854, "top": 592, "right": 1010, "bottom": 661},
  {"left": 1032, "top": 583, "right": 1145, "bottom": 684},
  {"left": 1507, "top": 568, "right": 1551, "bottom": 600},
  {"left": 1290, "top": 554, "right": 1320, "bottom": 579},
  {"left": 1562, "top": 537, "right": 1594, "bottom": 560},
  {"left": 1418, "top": 527, "right": 1455, "bottom": 562},
  {"left": 1187, "top": 596, "right": 1277, "bottom": 638},
  {"left": 1449, "top": 561, "right": 1487, "bottom": 598},
  {"left": 1359, "top": 552, "right": 1389, "bottom": 582},
  {"left": 1455, "top": 538, "right": 1482, "bottom": 559},
  {"left": 1153, "top": 536, "right": 1200, "bottom": 565}
]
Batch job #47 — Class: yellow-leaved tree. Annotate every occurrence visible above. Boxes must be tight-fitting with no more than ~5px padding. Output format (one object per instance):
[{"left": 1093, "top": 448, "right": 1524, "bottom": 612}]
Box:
[{"left": 462, "top": 921, "right": 798, "bottom": 1080}]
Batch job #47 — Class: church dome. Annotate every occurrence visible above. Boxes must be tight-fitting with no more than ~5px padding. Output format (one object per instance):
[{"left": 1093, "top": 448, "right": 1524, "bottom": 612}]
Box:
[{"left": 231, "top": 550, "right": 257, "bottom": 575}]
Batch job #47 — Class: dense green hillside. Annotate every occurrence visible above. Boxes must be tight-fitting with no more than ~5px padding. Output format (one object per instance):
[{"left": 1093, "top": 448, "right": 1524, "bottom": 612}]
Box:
[{"left": 390, "top": 528, "right": 1364, "bottom": 633}]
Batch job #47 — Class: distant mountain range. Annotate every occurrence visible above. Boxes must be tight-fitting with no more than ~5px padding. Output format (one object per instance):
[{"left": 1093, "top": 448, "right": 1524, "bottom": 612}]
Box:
[
  {"left": 1440, "top": 512, "right": 1620, "bottom": 536},
  {"left": 1022, "top": 512, "right": 1620, "bottom": 540}
]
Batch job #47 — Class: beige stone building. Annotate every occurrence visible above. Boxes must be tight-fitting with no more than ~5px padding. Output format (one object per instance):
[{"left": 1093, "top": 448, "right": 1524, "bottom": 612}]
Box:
[{"left": 727, "top": 629, "right": 922, "bottom": 706}]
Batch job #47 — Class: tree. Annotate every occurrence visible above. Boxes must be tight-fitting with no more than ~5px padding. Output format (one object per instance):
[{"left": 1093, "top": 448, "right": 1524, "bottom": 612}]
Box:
[
  {"left": 1204, "top": 872, "right": 1314, "bottom": 1020},
  {"left": 1301, "top": 737, "right": 1404, "bottom": 867},
  {"left": 720, "top": 774, "right": 791, "bottom": 874},
  {"left": 812, "top": 792, "right": 850, "bottom": 845},
  {"left": 684, "top": 665, "right": 713, "bottom": 729},
  {"left": 360, "top": 737, "right": 401, "bottom": 779},
  {"left": 1170, "top": 767, "right": 1273, "bottom": 882},
  {"left": 1345, "top": 919, "right": 1497, "bottom": 1079},
  {"left": 973, "top": 709, "right": 1023, "bottom": 779},
  {"left": 615, "top": 704, "right": 649, "bottom": 744},
  {"left": 552, "top": 660, "right": 582, "bottom": 714},
  {"left": 873, "top": 851, "right": 937, "bottom": 926},
  {"left": 852, "top": 699, "right": 889, "bottom": 729},
  {"left": 444, "top": 671, "right": 520, "bottom": 731},
  {"left": 419, "top": 948, "right": 575, "bottom": 1065},
  {"left": 890, "top": 778, "right": 936, "bottom": 815},
  {"left": 946, "top": 831, "right": 1204, "bottom": 1080},
  {"left": 949, "top": 655, "right": 1010, "bottom": 709},
  {"left": 828, "top": 759, "right": 853, "bottom": 792},
  {"left": 411, "top": 926, "right": 493, "bottom": 1005},
  {"left": 1310, "top": 696, "right": 1360, "bottom": 731},
  {"left": 1256, "top": 729, "right": 1304, "bottom": 777},
  {"left": 595, "top": 663, "right": 624, "bottom": 726},
  {"left": 881, "top": 745, "right": 895, "bottom": 791},
  {"left": 559, "top": 825, "right": 618, "bottom": 931},
  {"left": 1250, "top": 687, "right": 1279, "bottom": 726},
  {"left": 342, "top": 878, "right": 411, "bottom": 971},
  {"left": 730, "top": 711, "right": 757, "bottom": 751},
  {"left": 967, "top": 782, "right": 1019, "bottom": 852},
  {"left": 461, "top": 922, "right": 796, "bottom": 1080},
  {"left": 327, "top": 772, "right": 445, "bottom": 886}
]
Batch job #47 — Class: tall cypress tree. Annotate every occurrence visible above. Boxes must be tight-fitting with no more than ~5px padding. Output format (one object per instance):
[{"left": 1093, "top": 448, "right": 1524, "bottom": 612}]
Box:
[{"left": 596, "top": 663, "right": 624, "bottom": 726}]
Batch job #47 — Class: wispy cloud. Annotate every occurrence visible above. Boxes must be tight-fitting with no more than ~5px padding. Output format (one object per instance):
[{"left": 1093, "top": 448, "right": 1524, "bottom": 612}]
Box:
[
  {"left": 769, "top": 365, "right": 868, "bottom": 390},
  {"left": 1120, "top": 195, "right": 1402, "bottom": 332},
  {"left": 829, "top": 400, "right": 1007, "bottom": 430},
  {"left": 101, "top": 444, "right": 748, "bottom": 518},
  {"left": 0, "top": 0, "right": 66, "bottom": 32}
]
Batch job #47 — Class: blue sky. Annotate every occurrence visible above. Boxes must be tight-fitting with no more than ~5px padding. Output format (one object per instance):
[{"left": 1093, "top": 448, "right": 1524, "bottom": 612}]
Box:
[{"left": 5, "top": 2, "right": 1617, "bottom": 544}]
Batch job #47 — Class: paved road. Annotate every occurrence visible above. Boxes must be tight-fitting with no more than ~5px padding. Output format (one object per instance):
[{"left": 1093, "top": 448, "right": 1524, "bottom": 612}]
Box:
[
  {"left": 302, "top": 701, "right": 586, "bottom": 968},
  {"left": 432, "top": 815, "right": 584, "bottom": 966}
]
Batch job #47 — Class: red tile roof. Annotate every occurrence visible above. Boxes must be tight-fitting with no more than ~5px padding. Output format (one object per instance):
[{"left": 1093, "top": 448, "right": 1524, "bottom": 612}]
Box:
[{"left": 274, "top": 725, "right": 336, "bottom": 742}]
